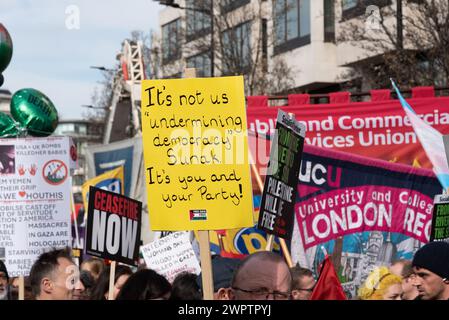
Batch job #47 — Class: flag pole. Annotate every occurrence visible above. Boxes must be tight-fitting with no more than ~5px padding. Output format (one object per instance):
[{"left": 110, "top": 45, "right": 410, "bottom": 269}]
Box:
[{"left": 70, "top": 186, "right": 80, "bottom": 248}]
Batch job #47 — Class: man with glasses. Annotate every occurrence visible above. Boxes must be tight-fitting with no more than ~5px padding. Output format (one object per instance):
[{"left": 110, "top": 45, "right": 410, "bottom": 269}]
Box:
[
  {"left": 290, "top": 265, "right": 315, "bottom": 300},
  {"left": 411, "top": 241, "right": 449, "bottom": 300},
  {"left": 229, "top": 251, "right": 291, "bottom": 300}
]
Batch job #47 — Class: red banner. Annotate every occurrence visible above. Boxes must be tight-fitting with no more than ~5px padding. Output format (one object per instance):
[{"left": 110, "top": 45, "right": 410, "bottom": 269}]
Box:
[{"left": 247, "top": 96, "right": 449, "bottom": 168}]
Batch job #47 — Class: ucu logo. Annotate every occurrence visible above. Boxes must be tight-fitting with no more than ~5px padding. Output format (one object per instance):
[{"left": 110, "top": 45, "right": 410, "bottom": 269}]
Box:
[{"left": 299, "top": 161, "right": 341, "bottom": 188}]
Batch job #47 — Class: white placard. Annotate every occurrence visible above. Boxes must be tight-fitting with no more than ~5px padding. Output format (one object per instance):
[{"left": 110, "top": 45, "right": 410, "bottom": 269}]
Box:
[
  {"left": 0, "top": 136, "right": 72, "bottom": 276},
  {"left": 140, "top": 231, "right": 201, "bottom": 283}
]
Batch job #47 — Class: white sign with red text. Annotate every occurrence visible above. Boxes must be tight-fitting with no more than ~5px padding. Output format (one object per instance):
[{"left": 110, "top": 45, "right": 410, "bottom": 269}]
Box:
[{"left": 0, "top": 137, "right": 72, "bottom": 276}]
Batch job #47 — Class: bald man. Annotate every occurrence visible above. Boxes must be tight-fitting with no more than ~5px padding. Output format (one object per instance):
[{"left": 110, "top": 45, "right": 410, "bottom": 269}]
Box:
[{"left": 229, "top": 251, "right": 291, "bottom": 300}]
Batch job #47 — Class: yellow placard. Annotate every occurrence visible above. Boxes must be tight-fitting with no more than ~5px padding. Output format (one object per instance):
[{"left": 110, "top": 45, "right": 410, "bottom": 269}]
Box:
[
  {"left": 141, "top": 76, "right": 254, "bottom": 230},
  {"left": 81, "top": 166, "right": 124, "bottom": 210}
]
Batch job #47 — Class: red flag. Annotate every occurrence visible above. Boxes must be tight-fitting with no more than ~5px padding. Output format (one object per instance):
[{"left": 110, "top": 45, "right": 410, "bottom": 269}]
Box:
[{"left": 310, "top": 255, "right": 347, "bottom": 300}]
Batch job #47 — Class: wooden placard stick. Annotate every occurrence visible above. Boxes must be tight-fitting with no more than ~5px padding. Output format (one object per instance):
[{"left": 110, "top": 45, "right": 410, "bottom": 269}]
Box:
[
  {"left": 279, "top": 238, "right": 293, "bottom": 268},
  {"left": 248, "top": 145, "right": 275, "bottom": 252},
  {"left": 184, "top": 67, "right": 214, "bottom": 300},
  {"left": 198, "top": 230, "right": 214, "bottom": 300},
  {"left": 18, "top": 275, "right": 24, "bottom": 300},
  {"left": 108, "top": 261, "right": 116, "bottom": 300}
]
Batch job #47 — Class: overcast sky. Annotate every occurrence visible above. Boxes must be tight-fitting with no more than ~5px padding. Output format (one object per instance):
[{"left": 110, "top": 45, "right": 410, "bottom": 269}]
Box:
[{"left": 1, "top": 0, "right": 162, "bottom": 119}]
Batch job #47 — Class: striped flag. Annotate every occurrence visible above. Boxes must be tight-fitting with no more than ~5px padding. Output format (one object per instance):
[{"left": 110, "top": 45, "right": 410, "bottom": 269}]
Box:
[{"left": 391, "top": 79, "right": 449, "bottom": 189}]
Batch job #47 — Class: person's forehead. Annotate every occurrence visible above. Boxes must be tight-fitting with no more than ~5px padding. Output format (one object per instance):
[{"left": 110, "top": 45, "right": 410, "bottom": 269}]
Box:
[
  {"left": 412, "top": 266, "right": 436, "bottom": 276},
  {"left": 387, "top": 283, "right": 402, "bottom": 293},
  {"left": 0, "top": 271, "right": 6, "bottom": 277},
  {"left": 389, "top": 263, "right": 404, "bottom": 276},
  {"left": 299, "top": 275, "right": 315, "bottom": 286},
  {"left": 116, "top": 274, "right": 130, "bottom": 285},
  {"left": 238, "top": 259, "right": 289, "bottom": 285},
  {"left": 56, "top": 257, "right": 76, "bottom": 272}
]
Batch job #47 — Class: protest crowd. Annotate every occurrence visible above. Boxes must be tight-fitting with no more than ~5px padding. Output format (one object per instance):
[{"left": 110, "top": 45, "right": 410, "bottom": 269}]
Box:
[
  {"left": 2, "top": 3, "right": 449, "bottom": 303},
  {"left": 0, "top": 240, "right": 448, "bottom": 300}
]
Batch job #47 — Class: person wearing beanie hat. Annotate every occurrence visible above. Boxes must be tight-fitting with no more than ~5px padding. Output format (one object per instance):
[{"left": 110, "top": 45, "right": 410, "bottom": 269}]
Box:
[
  {"left": 412, "top": 241, "right": 449, "bottom": 300},
  {"left": 0, "top": 260, "right": 10, "bottom": 300}
]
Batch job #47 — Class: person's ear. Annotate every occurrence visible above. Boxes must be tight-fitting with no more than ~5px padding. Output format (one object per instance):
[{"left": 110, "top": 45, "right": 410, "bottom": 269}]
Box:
[
  {"left": 216, "top": 288, "right": 232, "bottom": 300},
  {"left": 291, "top": 289, "right": 299, "bottom": 300},
  {"left": 226, "top": 287, "right": 236, "bottom": 300},
  {"left": 41, "top": 277, "right": 53, "bottom": 295}
]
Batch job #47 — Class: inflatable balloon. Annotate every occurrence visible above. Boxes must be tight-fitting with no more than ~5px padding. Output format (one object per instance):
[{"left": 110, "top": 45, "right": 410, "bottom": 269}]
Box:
[
  {"left": 0, "top": 23, "right": 13, "bottom": 87},
  {"left": 0, "top": 112, "right": 19, "bottom": 137},
  {"left": 10, "top": 88, "right": 59, "bottom": 137}
]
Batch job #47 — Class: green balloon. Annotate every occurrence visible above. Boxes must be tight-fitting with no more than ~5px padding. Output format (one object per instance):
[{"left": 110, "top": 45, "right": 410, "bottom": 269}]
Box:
[
  {"left": 10, "top": 88, "right": 59, "bottom": 137},
  {"left": 0, "top": 112, "right": 18, "bottom": 137},
  {"left": 0, "top": 23, "right": 13, "bottom": 74}
]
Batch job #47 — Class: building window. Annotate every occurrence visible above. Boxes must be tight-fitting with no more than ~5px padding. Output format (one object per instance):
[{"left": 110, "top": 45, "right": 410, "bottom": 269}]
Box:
[
  {"left": 341, "top": 0, "right": 392, "bottom": 20},
  {"left": 162, "top": 19, "right": 181, "bottom": 64},
  {"left": 221, "top": 21, "right": 252, "bottom": 75},
  {"left": 75, "top": 124, "right": 87, "bottom": 135},
  {"left": 187, "top": 51, "right": 211, "bottom": 77},
  {"left": 186, "top": 0, "right": 211, "bottom": 42},
  {"left": 324, "top": 0, "right": 335, "bottom": 42},
  {"left": 221, "top": 0, "right": 251, "bottom": 14},
  {"left": 274, "top": 0, "right": 311, "bottom": 55}
]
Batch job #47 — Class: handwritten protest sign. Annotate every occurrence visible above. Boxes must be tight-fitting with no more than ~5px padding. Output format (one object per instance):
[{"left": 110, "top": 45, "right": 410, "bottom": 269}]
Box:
[
  {"left": 141, "top": 76, "right": 253, "bottom": 230},
  {"left": 0, "top": 137, "right": 72, "bottom": 276},
  {"left": 85, "top": 186, "right": 142, "bottom": 265},
  {"left": 430, "top": 194, "right": 449, "bottom": 242},
  {"left": 140, "top": 231, "right": 201, "bottom": 283},
  {"left": 257, "top": 110, "right": 305, "bottom": 239}
]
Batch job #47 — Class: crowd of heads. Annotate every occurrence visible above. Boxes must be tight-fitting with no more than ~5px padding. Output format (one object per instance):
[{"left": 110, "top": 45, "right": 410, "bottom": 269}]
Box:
[{"left": 0, "top": 240, "right": 448, "bottom": 300}]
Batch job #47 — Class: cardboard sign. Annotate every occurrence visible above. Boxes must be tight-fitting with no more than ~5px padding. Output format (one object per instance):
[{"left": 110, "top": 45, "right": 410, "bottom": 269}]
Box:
[
  {"left": 430, "top": 194, "right": 449, "bottom": 242},
  {"left": 141, "top": 76, "right": 254, "bottom": 230},
  {"left": 140, "top": 231, "right": 200, "bottom": 283},
  {"left": 85, "top": 186, "right": 142, "bottom": 265},
  {"left": 257, "top": 110, "right": 305, "bottom": 239},
  {"left": 0, "top": 137, "right": 72, "bottom": 277}
]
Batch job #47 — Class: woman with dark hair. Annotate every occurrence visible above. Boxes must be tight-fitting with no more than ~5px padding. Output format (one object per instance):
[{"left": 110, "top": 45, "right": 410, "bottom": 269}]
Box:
[
  {"left": 90, "top": 265, "right": 133, "bottom": 300},
  {"left": 169, "top": 272, "right": 202, "bottom": 300},
  {"left": 116, "top": 269, "right": 171, "bottom": 300}
]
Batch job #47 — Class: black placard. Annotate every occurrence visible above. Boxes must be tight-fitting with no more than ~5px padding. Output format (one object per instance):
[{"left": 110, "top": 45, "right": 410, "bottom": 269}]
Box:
[
  {"left": 430, "top": 194, "right": 449, "bottom": 242},
  {"left": 85, "top": 186, "right": 142, "bottom": 265},
  {"left": 257, "top": 110, "right": 305, "bottom": 239}
]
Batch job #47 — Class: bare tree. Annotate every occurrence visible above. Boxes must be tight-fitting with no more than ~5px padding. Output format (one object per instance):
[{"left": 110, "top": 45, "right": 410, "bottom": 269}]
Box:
[
  {"left": 83, "top": 68, "right": 115, "bottom": 121},
  {"left": 338, "top": 0, "right": 449, "bottom": 90},
  {"left": 163, "top": 0, "right": 295, "bottom": 95},
  {"left": 84, "top": 30, "right": 155, "bottom": 122}
]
